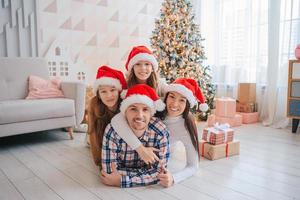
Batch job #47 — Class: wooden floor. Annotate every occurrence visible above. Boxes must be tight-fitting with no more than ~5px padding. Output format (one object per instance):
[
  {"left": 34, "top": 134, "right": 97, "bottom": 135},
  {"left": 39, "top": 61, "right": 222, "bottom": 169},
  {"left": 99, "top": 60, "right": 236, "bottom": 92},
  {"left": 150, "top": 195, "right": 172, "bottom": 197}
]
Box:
[{"left": 0, "top": 123, "right": 300, "bottom": 200}]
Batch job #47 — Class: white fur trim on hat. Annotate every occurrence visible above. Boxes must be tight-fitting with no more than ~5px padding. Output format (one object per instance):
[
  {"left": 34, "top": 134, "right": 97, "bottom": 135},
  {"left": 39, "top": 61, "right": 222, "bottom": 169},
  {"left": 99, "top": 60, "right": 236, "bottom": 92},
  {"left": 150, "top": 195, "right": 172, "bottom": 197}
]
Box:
[
  {"left": 165, "top": 84, "right": 197, "bottom": 107},
  {"left": 120, "top": 95, "right": 156, "bottom": 115},
  {"left": 127, "top": 53, "right": 158, "bottom": 72},
  {"left": 93, "top": 77, "right": 122, "bottom": 94}
]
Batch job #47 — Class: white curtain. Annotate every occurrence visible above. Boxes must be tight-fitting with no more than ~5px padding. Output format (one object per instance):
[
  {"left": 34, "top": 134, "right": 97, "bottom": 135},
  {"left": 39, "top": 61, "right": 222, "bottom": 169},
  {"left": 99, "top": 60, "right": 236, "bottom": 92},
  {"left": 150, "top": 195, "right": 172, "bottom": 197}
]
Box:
[{"left": 194, "top": 0, "right": 300, "bottom": 127}]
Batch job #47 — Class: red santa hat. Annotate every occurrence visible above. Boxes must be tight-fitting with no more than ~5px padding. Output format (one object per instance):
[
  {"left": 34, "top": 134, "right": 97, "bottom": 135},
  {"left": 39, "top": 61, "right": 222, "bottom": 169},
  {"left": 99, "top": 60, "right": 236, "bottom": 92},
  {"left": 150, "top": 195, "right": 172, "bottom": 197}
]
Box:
[
  {"left": 164, "top": 78, "right": 209, "bottom": 112},
  {"left": 125, "top": 45, "right": 158, "bottom": 73},
  {"left": 93, "top": 65, "right": 127, "bottom": 94},
  {"left": 120, "top": 84, "right": 165, "bottom": 115}
]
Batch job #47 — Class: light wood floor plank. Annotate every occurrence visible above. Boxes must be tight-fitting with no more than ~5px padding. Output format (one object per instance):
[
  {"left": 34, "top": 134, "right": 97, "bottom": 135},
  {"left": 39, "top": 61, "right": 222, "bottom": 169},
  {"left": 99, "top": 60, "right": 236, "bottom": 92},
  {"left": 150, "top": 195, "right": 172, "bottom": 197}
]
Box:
[
  {"left": 13, "top": 176, "right": 63, "bottom": 200},
  {"left": 181, "top": 176, "right": 256, "bottom": 200},
  {"left": 0, "top": 150, "right": 35, "bottom": 182},
  {"left": 202, "top": 158, "right": 299, "bottom": 198},
  {"left": 0, "top": 169, "right": 24, "bottom": 200},
  {"left": 155, "top": 184, "right": 218, "bottom": 200},
  {"left": 26, "top": 141, "right": 139, "bottom": 200},
  {"left": 0, "top": 123, "right": 299, "bottom": 200},
  {"left": 195, "top": 168, "right": 293, "bottom": 200},
  {"left": 8, "top": 146, "right": 102, "bottom": 200}
]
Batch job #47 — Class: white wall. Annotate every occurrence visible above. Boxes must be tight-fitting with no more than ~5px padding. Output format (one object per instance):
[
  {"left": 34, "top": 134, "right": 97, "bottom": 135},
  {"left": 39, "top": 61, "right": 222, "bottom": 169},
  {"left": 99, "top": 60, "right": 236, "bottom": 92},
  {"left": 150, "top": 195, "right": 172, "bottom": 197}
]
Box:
[{"left": 38, "top": 0, "right": 163, "bottom": 85}]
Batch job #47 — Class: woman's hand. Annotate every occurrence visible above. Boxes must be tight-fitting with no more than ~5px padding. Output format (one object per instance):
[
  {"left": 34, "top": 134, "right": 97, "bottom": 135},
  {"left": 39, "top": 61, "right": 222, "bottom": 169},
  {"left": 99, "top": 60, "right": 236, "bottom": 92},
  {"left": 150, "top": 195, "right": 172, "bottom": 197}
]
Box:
[
  {"left": 136, "top": 145, "right": 160, "bottom": 164},
  {"left": 157, "top": 165, "right": 174, "bottom": 188},
  {"left": 100, "top": 163, "right": 121, "bottom": 187}
]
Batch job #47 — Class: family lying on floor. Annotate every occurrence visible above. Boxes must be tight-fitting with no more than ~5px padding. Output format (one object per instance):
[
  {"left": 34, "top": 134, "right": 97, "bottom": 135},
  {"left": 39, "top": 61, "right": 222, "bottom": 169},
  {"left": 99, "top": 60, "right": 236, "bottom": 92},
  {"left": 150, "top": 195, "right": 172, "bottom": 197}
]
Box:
[{"left": 87, "top": 45, "right": 208, "bottom": 188}]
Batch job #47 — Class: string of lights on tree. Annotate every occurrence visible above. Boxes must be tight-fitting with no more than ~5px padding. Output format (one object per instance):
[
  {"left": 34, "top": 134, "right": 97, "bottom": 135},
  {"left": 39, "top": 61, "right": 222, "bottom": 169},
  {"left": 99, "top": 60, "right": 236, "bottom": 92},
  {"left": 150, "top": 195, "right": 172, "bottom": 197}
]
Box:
[{"left": 150, "top": 0, "right": 216, "bottom": 120}]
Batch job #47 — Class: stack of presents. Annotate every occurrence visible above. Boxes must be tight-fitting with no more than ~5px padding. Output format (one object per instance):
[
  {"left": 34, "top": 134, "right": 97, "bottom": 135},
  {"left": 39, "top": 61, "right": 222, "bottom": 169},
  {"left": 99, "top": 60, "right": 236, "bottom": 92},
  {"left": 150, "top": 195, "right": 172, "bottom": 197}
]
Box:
[
  {"left": 199, "top": 123, "right": 240, "bottom": 160},
  {"left": 200, "top": 83, "right": 259, "bottom": 160}
]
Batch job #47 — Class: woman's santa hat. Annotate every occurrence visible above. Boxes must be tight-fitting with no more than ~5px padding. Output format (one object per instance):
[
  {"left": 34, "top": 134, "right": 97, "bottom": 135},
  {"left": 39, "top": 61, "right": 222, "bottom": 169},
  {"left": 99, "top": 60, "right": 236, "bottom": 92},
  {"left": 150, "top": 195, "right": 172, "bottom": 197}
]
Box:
[
  {"left": 93, "top": 65, "right": 127, "bottom": 94},
  {"left": 120, "top": 84, "right": 165, "bottom": 115},
  {"left": 164, "top": 78, "right": 209, "bottom": 112},
  {"left": 125, "top": 45, "right": 158, "bottom": 73}
]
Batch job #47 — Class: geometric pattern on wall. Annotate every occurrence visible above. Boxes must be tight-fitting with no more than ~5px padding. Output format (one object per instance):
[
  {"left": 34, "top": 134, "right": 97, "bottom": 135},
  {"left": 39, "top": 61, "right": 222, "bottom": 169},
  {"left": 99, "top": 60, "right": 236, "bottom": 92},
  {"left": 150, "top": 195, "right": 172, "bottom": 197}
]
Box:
[
  {"left": 38, "top": 0, "right": 163, "bottom": 85},
  {"left": 0, "top": 0, "right": 39, "bottom": 57}
]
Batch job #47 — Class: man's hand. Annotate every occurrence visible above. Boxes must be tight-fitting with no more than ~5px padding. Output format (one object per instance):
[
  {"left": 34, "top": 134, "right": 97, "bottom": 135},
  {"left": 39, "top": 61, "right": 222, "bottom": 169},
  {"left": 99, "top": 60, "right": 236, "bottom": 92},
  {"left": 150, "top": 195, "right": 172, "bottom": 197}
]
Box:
[
  {"left": 157, "top": 165, "right": 174, "bottom": 188},
  {"left": 136, "top": 145, "right": 160, "bottom": 165},
  {"left": 100, "top": 163, "right": 121, "bottom": 187}
]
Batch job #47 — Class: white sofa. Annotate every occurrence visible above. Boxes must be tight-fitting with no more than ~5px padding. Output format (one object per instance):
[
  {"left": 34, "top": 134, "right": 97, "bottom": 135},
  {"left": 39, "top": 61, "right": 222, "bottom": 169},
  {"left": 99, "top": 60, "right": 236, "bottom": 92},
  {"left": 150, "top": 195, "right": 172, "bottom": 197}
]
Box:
[{"left": 0, "top": 58, "right": 86, "bottom": 139}]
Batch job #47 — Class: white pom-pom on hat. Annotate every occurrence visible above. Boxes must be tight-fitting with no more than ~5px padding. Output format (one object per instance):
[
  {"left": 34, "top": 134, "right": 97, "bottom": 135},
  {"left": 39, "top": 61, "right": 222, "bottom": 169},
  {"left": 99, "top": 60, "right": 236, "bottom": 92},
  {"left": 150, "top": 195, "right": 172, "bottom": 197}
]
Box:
[{"left": 199, "top": 103, "right": 209, "bottom": 112}]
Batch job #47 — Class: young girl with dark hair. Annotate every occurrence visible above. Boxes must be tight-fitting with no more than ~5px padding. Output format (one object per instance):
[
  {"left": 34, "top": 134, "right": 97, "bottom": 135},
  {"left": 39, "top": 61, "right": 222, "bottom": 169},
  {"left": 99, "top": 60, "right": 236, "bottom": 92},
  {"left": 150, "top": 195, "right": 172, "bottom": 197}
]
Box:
[{"left": 88, "top": 66, "right": 127, "bottom": 166}]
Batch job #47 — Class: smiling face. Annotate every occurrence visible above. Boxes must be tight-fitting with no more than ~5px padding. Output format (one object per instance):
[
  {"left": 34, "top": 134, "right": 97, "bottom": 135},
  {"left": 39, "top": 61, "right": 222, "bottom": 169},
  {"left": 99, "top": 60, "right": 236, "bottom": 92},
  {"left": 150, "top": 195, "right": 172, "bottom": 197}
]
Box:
[
  {"left": 132, "top": 61, "right": 153, "bottom": 83},
  {"left": 166, "top": 91, "right": 187, "bottom": 117},
  {"left": 125, "top": 103, "right": 151, "bottom": 137},
  {"left": 98, "top": 85, "right": 119, "bottom": 111}
]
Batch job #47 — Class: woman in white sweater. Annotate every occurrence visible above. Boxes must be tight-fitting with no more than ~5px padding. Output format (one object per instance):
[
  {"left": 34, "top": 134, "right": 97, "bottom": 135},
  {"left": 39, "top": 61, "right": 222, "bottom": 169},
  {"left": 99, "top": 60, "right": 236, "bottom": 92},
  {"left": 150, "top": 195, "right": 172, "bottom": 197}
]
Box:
[{"left": 111, "top": 78, "right": 208, "bottom": 187}]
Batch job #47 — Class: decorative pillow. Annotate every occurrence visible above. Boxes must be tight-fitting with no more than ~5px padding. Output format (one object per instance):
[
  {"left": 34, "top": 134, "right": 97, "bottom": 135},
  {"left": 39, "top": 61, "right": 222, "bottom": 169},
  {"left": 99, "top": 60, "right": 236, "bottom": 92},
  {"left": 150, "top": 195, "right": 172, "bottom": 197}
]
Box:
[{"left": 26, "top": 75, "right": 65, "bottom": 99}]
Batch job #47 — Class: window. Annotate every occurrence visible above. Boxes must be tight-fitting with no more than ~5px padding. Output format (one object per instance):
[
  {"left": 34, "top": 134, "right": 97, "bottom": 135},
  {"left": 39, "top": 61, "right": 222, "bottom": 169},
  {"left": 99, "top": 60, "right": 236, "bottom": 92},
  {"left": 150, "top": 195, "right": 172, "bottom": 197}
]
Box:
[{"left": 55, "top": 47, "right": 61, "bottom": 56}]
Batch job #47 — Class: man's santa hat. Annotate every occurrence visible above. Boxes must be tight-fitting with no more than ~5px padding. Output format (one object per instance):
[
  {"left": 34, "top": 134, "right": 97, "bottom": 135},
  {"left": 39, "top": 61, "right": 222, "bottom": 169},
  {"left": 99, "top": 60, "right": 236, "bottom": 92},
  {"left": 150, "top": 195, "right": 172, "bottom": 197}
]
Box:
[
  {"left": 164, "top": 78, "right": 209, "bottom": 112},
  {"left": 125, "top": 45, "right": 158, "bottom": 73},
  {"left": 120, "top": 84, "right": 165, "bottom": 115},
  {"left": 93, "top": 65, "right": 127, "bottom": 94}
]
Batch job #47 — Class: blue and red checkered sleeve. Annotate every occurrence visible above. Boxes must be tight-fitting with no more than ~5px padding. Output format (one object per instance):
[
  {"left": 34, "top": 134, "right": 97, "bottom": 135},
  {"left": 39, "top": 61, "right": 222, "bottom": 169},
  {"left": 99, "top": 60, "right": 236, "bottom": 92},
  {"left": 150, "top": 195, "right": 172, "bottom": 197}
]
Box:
[{"left": 101, "top": 124, "right": 119, "bottom": 174}]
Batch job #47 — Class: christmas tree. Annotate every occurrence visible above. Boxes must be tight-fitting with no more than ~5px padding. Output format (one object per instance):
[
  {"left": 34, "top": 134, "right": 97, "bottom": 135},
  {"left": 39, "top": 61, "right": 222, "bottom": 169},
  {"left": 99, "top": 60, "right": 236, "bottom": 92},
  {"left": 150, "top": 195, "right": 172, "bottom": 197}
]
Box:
[{"left": 150, "top": 0, "right": 215, "bottom": 120}]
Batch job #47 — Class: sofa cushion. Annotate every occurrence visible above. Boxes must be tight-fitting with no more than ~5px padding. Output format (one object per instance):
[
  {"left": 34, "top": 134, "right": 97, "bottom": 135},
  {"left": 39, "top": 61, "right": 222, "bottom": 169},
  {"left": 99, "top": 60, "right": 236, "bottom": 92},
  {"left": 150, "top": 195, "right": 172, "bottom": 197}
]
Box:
[
  {"left": 0, "top": 98, "right": 75, "bottom": 125},
  {"left": 26, "top": 75, "right": 65, "bottom": 99}
]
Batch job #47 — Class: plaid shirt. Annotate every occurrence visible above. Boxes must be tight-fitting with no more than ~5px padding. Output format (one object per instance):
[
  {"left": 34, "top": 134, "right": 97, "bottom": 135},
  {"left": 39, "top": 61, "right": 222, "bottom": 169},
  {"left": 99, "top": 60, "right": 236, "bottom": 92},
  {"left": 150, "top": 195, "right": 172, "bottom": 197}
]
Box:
[{"left": 102, "top": 117, "right": 170, "bottom": 188}]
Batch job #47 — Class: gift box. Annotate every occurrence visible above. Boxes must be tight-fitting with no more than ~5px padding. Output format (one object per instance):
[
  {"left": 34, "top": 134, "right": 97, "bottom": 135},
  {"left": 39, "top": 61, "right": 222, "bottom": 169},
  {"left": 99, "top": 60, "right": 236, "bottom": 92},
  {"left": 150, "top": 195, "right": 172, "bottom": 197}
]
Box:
[
  {"left": 237, "top": 83, "right": 256, "bottom": 103},
  {"left": 202, "top": 124, "right": 234, "bottom": 145},
  {"left": 238, "top": 112, "right": 259, "bottom": 124},
  {"left": 295, "top": 44, "right": 300, "bottom": 59},
  {"left": 207, "top": 114, "right": 242, "bottom": 127},
  {"left": 215, "top": 98, "right": 236, "bottom": 117},
  {"left": 199, "top": 140, "right": 240, "bottom": 160},
  {"left": 236, "top": 101, "right": 257, "bottom": 113}
]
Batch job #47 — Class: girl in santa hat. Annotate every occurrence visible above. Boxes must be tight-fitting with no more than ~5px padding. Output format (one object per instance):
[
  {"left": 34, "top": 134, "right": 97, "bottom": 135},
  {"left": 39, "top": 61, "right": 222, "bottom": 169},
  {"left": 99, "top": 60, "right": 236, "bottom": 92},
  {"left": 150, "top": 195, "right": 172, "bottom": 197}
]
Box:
[
  {"left": 122, "top": 45, "right": 170, "bottom": 163},
  {"left": 124, "top": 45, "right": 166, "bottom": 97},
  {"left": 111, "top": 78, "right": 209, "bottom": 187},
  {"left": 88, "top": 65, "right": 127, "bottom": 167}
]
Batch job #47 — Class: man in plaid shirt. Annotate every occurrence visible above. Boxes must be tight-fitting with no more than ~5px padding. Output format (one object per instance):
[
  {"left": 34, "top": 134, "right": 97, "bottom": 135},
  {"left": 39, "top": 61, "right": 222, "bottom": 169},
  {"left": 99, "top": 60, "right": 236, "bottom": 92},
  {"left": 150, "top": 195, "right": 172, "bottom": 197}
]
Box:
[{"left": 101, "top": 84, "right": 170, "bottom": 188}]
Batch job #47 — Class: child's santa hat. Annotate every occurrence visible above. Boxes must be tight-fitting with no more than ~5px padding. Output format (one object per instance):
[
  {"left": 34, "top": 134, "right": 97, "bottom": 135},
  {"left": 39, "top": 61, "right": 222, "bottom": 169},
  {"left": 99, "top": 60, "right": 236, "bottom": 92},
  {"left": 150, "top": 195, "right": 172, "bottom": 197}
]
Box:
[
  {"left": 120, "top": 84, "right": 165, "bottom": 115},
  {"left": 125, "top": 45, "right": 158, "bottom": 73},
  {"left": 93, "top": 65, "right": 127, "bottom": 94},
  {"left": 164, "top": 78, "right": 209, "bottom": 112}
]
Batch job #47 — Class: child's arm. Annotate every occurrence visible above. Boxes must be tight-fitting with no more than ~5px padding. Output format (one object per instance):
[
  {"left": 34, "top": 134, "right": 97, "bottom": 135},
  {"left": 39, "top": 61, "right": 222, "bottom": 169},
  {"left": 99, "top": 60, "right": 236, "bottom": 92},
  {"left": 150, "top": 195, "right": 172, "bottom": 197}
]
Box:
[{"left": 111, "top": 113, "right": 141, "bottom": 149}]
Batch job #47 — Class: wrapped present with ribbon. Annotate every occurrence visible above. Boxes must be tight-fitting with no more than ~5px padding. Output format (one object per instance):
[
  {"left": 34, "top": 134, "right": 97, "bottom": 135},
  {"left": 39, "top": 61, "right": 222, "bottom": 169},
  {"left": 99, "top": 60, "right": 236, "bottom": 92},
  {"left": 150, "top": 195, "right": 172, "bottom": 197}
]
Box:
[
  {"left": 215, "top": 98, "right": 236, "bottom": 118},
  {"left": 202, "top": 123, "right": 234, "bottom": 145},
  {"left": 199, "top": 140, "right": 240, "bottom": 160}
]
